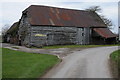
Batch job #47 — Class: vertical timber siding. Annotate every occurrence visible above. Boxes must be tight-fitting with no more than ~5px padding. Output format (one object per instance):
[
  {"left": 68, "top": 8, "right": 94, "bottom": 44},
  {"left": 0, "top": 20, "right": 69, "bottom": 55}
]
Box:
[{"left": 76, "top": 27, "right": 90, "bottom": 45}]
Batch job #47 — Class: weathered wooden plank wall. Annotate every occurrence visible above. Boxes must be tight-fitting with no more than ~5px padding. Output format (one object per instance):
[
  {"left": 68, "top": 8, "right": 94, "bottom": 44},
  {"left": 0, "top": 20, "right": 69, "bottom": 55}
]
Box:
[
  {"left": 29, "top": 26, "right": 90, "bottom": 47},
  {"left": 19, "top": 15, "right": 31, "bottom": 46},
  {"left": 19, "top": 15, "right": 90, "bottom": 47},
  {"left": 30, "top": 26, "right": 77, "bottom": 47}
]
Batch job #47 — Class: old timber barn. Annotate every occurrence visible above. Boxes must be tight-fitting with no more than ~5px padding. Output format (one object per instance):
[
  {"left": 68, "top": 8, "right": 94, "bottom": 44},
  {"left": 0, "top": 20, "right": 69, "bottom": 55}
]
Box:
[{"left": 5, "top": 5, "right": 117, "bottom": 47}]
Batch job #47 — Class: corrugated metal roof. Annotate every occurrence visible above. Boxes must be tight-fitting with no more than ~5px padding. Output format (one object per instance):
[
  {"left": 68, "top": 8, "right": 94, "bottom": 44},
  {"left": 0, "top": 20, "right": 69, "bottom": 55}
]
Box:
[
  {"left": 93, "top": 28, "right": 117, "bottom": 38},
  {"left": 7, "top": 22, "right": 19, "bottom": 34},
  {"left": 24, "top": 5, "right": 107, "bottom": 27}
]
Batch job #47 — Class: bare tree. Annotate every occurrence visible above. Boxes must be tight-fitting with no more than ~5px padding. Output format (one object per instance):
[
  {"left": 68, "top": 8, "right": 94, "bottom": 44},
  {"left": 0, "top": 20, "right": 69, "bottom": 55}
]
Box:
[
  {"left": 85, "top": 6, "right": 102, "bottom": 12},
  {"left": 1, "top": 24, "right": 10, "bottom": 42},
  {"left": 86, "top": 6, "right": 113, "bottom": 29},
  {"left": 100, "top": 15, "right": 113, "bottom": 29},
  {"left": 2, "top": 24, "right": 10, "bottom": 35}
]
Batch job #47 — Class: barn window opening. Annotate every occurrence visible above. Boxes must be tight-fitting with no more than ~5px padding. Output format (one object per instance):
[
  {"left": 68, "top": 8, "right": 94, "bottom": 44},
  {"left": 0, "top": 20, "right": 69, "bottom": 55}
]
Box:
[{"left": 82, "top": 33, "right": 84, "bottom": 36}]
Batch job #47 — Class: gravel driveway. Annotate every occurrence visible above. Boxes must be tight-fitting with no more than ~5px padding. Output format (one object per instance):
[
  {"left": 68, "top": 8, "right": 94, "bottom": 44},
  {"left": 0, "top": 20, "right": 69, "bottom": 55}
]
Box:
[
  {"left": 2, "top": 43, "right": 84, "bottom": 58},
  {"left": 43, "top": 46, "right": 118, "bottom": 78}
]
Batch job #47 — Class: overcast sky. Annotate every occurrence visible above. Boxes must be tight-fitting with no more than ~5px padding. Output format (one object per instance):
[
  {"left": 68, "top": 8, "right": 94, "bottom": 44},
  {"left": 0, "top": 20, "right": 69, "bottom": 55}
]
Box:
[{"left": 0, "top": 0, "right": 119, "bottom": 34}]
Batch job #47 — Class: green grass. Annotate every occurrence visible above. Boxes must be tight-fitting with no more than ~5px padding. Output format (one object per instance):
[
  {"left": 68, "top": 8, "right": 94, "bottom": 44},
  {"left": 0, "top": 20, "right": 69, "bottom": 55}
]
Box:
[
  {"left": 110, "top": 50, "right": 120, "bottom": 74},
  {"left": 110, "top": 50, "right": 120, "bottom": 62},
  {"left": 2, "top": 48, "right": 60, "bottom": 78},
  {"left": 42, "top": 44, "right": 118, "bottom": 49}
]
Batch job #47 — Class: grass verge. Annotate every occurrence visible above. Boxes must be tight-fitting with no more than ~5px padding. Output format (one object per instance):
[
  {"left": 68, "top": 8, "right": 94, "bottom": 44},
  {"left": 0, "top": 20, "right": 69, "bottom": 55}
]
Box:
[
  {"left": 42, "top": 44, "right": 118, "bottom": 49},
  {"left": 110, "top": 50, "right": 120, "bottom": 61},
  {"left": 2, "top": 48, "right": 60, "bottom": 78},
  {"left": 110, "top": 50, "right": 120, "bottom": 77}
]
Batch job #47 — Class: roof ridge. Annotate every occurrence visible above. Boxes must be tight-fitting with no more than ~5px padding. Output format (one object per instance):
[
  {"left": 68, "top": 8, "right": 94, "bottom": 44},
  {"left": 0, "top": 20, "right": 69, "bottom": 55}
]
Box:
[{"left": 29, "top": 5, "right": 88, "bottom": 12}]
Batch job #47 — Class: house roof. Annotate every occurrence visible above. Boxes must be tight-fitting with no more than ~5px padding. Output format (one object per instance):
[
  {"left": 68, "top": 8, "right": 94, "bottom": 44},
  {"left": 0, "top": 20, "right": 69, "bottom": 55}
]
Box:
[
  {"left": 23, "top": 5, "right": 107, "bottom": 27},
  {"left": 93, "top": 28, "right": 117, "bottom": 38}
]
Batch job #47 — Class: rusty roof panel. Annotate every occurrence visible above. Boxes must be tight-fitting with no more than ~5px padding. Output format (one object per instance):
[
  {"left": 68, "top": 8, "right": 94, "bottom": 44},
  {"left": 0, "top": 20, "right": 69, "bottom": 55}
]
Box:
[
  {"left": 25, "top": 5, "right": 107, "bottom": 27},
  {"left": 7, "top": 22, "right": 19, "bottom": 34},
  {"left": 93, "top": 28, "right": 117, "bottom": 38}
]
